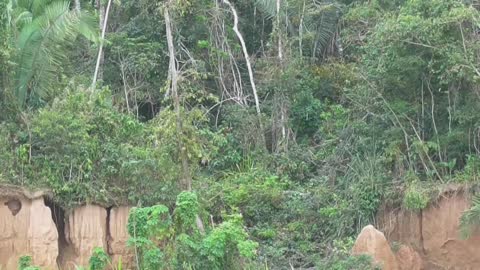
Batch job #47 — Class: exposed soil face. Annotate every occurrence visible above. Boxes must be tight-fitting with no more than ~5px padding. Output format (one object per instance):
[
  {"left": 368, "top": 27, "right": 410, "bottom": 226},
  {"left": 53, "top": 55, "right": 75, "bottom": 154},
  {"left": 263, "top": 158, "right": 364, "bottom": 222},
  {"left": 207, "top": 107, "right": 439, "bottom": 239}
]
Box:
[
  {"left": 0, "top": 196, "right": 58, "bottom": 269},
  {"left": 62, "top": 204, "right": 108, "bottom": 267},
  {"left": 370, "top": 187, "right": 480, "bottom": 270},
  {"left": 108, "top": 206, "right": 134, "bottom": 266},
  {"left": 0, "top": 186, "right": 133, "bottom": 270},
  {"left": 4, "top": 186, "right": 479, "bottom": 269}
]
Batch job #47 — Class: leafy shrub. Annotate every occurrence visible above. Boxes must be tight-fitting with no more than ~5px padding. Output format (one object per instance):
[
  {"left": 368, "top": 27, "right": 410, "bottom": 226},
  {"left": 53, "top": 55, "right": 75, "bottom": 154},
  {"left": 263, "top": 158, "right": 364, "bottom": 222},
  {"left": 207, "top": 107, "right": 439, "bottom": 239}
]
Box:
[
  {"left": 403, "top": 182, "right": 429, "bottom": 211},
  {"left": 127, "top": 191, "right": 258, "bottom": 269},
  {"left": 455, "top": 155, "right": 480, "bottom": 182},
  {"left": 254, "top": 227, "right": 277, "bottom": 240},
  {"left": 201, "top": 214, "right": 259, "bottom": 269},
  {"left": 1, "top": 89, "right": 182, "bottom": 207},
  {"left": 220, "top": 170, "right": 286, "bottom": 224},
  {"left": 127, "top": 204, "right": 172, "bottom": 270},
  {"left": 18, "top": 256, "right": 40, "bottom": 270},
  {"left": 174, "top": 191, "right": 199, "bottom": 233},
  {"left": 88, "top": 247, "right": 110, "bottom": 270}
]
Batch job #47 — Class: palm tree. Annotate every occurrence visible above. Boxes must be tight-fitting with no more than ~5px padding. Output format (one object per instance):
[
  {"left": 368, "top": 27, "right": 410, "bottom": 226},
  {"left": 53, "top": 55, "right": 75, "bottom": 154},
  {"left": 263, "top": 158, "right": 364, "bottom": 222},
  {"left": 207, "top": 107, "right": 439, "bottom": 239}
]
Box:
[
  {"left": 8, "top": 0, "right": 98, "bottom": 107},
  {"left": 255, "top": 0, "right": 343, "bottom": 60}
]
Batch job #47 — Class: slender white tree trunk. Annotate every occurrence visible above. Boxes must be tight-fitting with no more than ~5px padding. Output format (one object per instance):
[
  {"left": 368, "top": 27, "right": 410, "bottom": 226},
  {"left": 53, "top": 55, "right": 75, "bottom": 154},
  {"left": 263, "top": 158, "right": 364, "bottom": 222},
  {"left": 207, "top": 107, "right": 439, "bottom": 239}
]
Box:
[
  {"left": 165, "top": 4, "right": 187, "bottom": 189},
  {"left": 91, "top": 0, "right": 113, "bottom": 90},
  {"left": 222, "top": 0, "right": 263, "bottom": 125},
  {"left": 276, "top": 0, "right": 282, "bottom": 60},
  {"left": 299, "top": 0, "right": 305, "bottom": 56}
]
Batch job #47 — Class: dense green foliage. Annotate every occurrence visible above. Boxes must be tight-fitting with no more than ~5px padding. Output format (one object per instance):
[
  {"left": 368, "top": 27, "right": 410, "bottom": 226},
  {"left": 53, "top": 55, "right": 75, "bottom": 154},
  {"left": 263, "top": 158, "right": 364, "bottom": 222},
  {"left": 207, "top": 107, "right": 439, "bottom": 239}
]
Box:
[
  {"left": 127, "top": 191, "right": 258, "bottom": 269},
  {"left": 88, "top": 248, "right": 111, "bottom": 270},
  {"left": 2, "top": 0, "right": 480, "bottom": 269},
  {"left": 18, "top": 256, "right": 40, "bottom": 270}
]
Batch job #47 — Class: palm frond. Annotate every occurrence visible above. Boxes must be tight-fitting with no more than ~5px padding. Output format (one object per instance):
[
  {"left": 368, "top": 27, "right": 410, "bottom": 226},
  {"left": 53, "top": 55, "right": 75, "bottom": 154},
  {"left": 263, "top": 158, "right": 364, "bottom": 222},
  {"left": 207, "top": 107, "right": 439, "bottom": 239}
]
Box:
[
  {"left": 13, "top": 10, "right": 32, "bottom": 28},
  {"left": 254, "top": 0, "right": 342, "bottom": 58},
  {"left": 255, "top": 0, "right": 277, "bottom": 19},
  {"left": 301, "top": 2, "right": 341, "bottom": 57},
  {"left": 76, "top": 10, "right": 99, "bottom": 43},
  {"left": 31, "top": 0, "right": 54, "bottom": 16},
  {"left": 14, "top": 0, "right": 98, "bottom": 106}
]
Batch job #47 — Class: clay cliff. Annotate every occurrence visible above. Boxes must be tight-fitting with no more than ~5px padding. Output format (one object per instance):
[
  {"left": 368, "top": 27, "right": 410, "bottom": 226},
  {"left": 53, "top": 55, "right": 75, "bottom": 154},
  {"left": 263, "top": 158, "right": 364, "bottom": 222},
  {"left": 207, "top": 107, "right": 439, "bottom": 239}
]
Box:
[
  {"left": 0, "top": 195, "right": 58, "bottom": 269},
  {"left": 355, "top": 186, "right": 480, "bottom": 270},
  {"left": 0, "top": 186, "right": 133, "bottom": 270},
  {"left": 3, "top": 185, "right": 480, "bottom": 270}
]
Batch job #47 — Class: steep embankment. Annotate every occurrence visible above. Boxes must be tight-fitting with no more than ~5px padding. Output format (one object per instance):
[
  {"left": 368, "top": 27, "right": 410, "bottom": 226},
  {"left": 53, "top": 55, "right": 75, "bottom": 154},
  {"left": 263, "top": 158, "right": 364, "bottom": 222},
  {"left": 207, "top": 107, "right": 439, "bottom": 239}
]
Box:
[
  {"left": 353, "top": 186, "right": 480, "bottom": 270},
  {"left": 3, "top": 185, "right": 479, "bottom": 269},
  {"left": 0, "top": 186, "right": 133, "bottom": 270},
  {"left": 0, "top": 190, "right": 58, "bottom": 269}
]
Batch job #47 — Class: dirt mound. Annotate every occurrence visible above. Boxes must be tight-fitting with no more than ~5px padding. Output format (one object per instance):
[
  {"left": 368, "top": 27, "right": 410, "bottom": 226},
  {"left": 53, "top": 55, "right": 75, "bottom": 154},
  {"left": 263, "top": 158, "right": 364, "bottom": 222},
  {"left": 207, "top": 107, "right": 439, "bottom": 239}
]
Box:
[{"left": 352, "top": 225, "right": 399, "bottom": 270}]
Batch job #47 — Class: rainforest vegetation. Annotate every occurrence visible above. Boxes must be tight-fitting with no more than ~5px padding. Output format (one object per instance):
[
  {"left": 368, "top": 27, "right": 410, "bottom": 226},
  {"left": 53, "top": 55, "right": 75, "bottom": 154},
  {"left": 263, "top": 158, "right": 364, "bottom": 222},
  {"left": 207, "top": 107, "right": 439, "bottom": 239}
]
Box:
[{"left": 2, "top": 0, "right": 480, "bottom": 269}]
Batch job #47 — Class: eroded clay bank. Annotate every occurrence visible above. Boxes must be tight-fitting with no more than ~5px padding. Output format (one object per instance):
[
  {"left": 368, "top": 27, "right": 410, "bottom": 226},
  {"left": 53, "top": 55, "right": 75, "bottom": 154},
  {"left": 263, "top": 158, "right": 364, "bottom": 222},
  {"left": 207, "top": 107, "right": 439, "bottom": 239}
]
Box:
[
  {"left": 352, "top": 185, "right": 480, "bottom": 270},
  {"left": 0, "top": 186, "right": 133, "bottom": 270},
  {"left": 3, "top": 185, "right": 480, "bottom": 270}
]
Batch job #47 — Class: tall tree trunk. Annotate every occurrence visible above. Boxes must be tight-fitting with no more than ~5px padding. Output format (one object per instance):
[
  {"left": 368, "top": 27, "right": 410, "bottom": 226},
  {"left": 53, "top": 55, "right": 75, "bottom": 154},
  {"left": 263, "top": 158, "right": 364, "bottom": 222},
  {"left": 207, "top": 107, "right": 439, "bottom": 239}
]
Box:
[
  {"left": 91, "top": 0, "right": 111, "bottom": 89},
  {"left": 299, "top": 0, "right": 305, "bottom": 57},
  {"left": 276, "top": 0, "right": 282, "bottom": 60},
  {"left": 165, "top": 5, "right": 189, "bottom": 190},
  {"left": 222, "top": 0, "right": 265, "bottom": 145},
  {"left": 274, "top": 0, "right": 288, "bottom": 152},
  {"left": 165, "top": 3, "right": 205, "bottom": 234}
]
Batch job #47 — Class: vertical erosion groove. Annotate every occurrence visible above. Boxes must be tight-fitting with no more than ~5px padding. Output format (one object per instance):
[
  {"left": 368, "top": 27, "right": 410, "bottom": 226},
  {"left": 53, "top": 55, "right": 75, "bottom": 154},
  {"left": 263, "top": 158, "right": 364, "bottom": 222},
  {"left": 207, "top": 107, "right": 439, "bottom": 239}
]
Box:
[
  {"left": 43, "top": 197, "right": 67, "bottom": 268},
  {"left": 419, "top": 209, "right": 426, "bottom": 255},
  {"left": 106, "top": 206, "right": 113, "bottom": 255}
]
